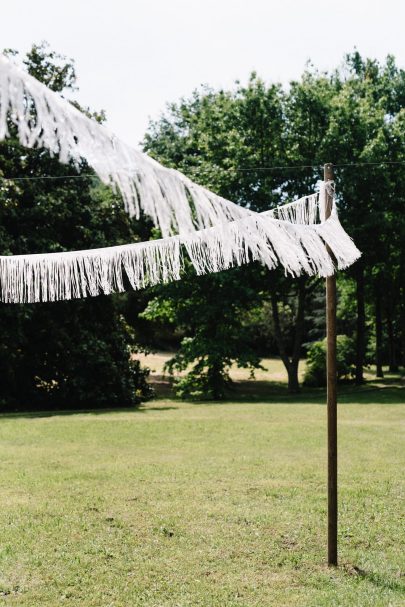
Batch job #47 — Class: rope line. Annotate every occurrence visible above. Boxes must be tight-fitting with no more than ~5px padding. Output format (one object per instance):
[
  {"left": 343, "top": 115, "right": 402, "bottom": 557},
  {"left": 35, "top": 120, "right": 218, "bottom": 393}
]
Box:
[
  {"left": 237, "top": 160, "right": 405, "bottom": 171},
  {"left": 0, "top": 160, "right": 404, "bottom": 183}
]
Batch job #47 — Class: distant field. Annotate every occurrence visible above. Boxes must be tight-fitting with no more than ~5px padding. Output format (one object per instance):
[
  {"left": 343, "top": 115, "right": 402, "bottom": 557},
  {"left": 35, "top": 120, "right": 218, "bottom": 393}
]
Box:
[
  {"left": 134, "top": 353, "right": 305, "bottom": 400},
  {"left": 134, "top": 351, "right": 398, "bottom": 397},
  {"left": 0, "top": 376, "right": 404, "bottom": 606},
  {"left": 135, "top": 351, "right": 300, "bottom": 382}
]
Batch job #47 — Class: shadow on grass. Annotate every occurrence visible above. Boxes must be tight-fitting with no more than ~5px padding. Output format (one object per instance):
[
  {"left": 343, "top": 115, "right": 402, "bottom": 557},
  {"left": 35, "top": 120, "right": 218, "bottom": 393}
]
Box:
[
  {"left": 343, "top": 564, "right": 405, "bottom": 593},
  {"left": 1, "top": 375, "right": 403, "bottom": 419},
  {"left": 228, "top": 379, "right": 405, "bottom": 405},
  {"left": 0, "top": 404, "right": 179, "bottom": 420},
  {"left": 150, "top": 371, "right": 404, "bottom": 405}
]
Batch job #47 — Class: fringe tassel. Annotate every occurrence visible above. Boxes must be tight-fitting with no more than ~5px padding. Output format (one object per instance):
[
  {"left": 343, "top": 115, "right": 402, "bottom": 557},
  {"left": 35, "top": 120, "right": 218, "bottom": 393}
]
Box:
[
  {"left": 0, "top": 55, "right": 336, "bottom": 239},
  {"left": 0, "top": 209, "right": 361, "bottom": 304},
  {"left": 268, "top": 193, "right": 320, "bottom": 224},
  {"left": 0, "top": 54, "right": 251, "bottom": 236},
  {"left": 0, "top": 56, "right": 361, "bottom": 303}
]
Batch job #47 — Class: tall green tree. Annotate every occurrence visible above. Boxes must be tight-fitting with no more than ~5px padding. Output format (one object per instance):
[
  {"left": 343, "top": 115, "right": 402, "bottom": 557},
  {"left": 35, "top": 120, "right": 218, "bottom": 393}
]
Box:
[
  {"left": 321, "top": 52, "right": 405, "bottom": 381},
  {"left": 143, "top": 55, "right": 405, "bottom": 396},
  {"left": 0, "top": 43, "right": 151, "bottom": 410},
  {"left": 143, "top": 74, "right": 334, "bottom": 394}
]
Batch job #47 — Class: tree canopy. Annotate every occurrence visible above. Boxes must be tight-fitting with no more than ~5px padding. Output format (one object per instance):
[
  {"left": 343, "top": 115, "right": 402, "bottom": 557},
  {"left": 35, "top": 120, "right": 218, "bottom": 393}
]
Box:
[
  {"left": 0, "top": 43, "right": 151, "bottom": 410},
  {"left": 142, "top": 52, "right": 405, "bottom": 397},
  {"left": 1, "top": 45, "right": 404, "bottom": 405}
]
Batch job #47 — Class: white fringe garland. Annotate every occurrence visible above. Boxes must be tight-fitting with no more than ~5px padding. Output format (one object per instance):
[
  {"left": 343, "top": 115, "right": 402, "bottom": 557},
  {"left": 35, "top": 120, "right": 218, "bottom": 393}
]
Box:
[
  {"left": 0, "top": 54, "right": 251, "bottom": 237},
  {"left": 267, "top": 193, "right": 319, "bottom": 224},
  {"left": 0, "top": 56, "right": 361, "bottom": 303},
  {"left": 0, "top": 192, "right": 361, "bottom": 303}
]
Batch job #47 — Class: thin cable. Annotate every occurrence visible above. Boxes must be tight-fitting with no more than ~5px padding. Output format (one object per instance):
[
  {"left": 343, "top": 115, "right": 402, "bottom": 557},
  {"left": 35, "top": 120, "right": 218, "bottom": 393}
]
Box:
[
  {"left": 0, "top": 174, "right": 100, "bottom": 182},
  {"left": 335, "top": 160, "right": 405, "bottom": 168},
  {"left": 236, "top": 160, "right": 405, "bottom": 172},
  {"left": 0, "top": 160, "right": 404, "bottom": 182},
  {"left": 236, "top": 163, "right": 322, "bottom": 172}
]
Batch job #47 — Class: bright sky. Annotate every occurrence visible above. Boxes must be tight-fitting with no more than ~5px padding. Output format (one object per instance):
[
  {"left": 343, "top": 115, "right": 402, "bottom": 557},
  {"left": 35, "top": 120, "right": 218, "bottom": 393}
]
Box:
[{"left": 2, "top": 0, "right": 404, "bottom": 148}]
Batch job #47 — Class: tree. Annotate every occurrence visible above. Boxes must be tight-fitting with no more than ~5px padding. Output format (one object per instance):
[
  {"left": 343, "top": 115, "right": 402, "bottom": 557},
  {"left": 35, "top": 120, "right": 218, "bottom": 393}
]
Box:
[
  {"left": 143, "top": 55, "right": 405, "bottom": 397},
  {"left": 0, "top": 43, "right": 151, "bottom": 411},
  {"left": 143, "top": 74, "right": 334, "bottom": 394},
  {"left": 142, "top": 267, "right": 263, "bottom": 399},
  {"left": 273, "top": 69, "right": 335, "bottom": 390},
  {"left": 321, "top": 52, "right": 405, "bottom": 381}
]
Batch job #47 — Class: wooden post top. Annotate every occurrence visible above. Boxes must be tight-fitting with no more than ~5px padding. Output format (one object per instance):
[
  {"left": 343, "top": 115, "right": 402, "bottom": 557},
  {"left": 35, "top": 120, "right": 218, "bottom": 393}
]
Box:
[{"left": 324, "top": 163, "right": 334, "bottom": 182}]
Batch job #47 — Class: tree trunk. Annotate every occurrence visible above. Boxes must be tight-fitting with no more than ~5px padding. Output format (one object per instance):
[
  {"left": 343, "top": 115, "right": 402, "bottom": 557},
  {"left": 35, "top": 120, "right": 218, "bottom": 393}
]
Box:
[
  {"left": 386, "top": 303, "right": 398, "bottom": 372},
  {"left": 355, "top": 264, "right": 365, "bottom": 385},
  {"left": 286, "top": 360, "right": 300, "bottom": 393},
  {"left": 401, "top": 259, "right": 405, "bottom": 369},
  {"left": 290, "top": 279, "right": 306, "bottom": 390},
  {"left": 270, "top": 279, "right": 306, "bottom": 393},
  {"left": 375, "top": 282, "right": 384, "bottom": 378},
  {"left": 208, "top": 359, "right": 225, "bottom": 400},
  {"left": 401, "top": 293, "right": 405, "bottom": 369}
]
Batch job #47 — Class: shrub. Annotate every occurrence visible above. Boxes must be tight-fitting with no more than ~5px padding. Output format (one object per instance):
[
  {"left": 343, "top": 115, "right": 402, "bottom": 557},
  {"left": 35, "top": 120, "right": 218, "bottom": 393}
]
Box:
[
  {"left": 303, "top": 335, "right": 356, "bottom": 387},
  {"left": 0, "top": 44, "right": 153, "bottom": 412},
  {"left": 0, "top": 299, "right": 153, "bottom": 412}
]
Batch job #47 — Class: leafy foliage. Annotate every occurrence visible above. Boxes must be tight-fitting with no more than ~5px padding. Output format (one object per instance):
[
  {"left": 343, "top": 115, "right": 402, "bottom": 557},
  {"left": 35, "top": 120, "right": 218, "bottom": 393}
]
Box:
[
  {"left": 142, "top": 267, "right": 263, "bottom": 399},
  {"left": 303, "top": 335, "right": 357, "bottom": 387},
  {"left": 1, "top": 44, "right": 404, "bottom": 407},
  {"left": 0, "top": 43, "right": 152, "bottom": 411},
  {"left": 143, "top": 53, "right": 405, "bottom": 396},
  {"left": 142, "top": 74, "right": 331, "bottom": 395}
]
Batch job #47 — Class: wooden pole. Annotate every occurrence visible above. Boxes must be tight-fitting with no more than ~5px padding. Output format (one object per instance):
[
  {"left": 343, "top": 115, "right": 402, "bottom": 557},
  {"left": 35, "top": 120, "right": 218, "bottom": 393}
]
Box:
[{"left": 324, "top": 162, "right": 338, "bottom": 566}]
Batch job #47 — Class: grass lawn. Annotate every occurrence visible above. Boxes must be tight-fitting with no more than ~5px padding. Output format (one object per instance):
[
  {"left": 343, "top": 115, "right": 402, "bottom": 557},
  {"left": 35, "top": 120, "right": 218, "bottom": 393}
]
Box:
[{"left": 0, "top": 360, "right": 404, "bottom": 606}]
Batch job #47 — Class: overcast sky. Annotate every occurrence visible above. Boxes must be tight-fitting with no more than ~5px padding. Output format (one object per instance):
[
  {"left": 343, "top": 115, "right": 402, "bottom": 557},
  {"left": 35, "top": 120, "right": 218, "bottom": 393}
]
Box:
[{"left": 2, "top": 0, "right": 404, "bottom": 148}]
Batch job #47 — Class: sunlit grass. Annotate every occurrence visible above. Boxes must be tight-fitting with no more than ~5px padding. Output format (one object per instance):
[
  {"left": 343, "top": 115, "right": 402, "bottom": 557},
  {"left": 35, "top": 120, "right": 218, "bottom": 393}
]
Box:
[{"left": 0, "top": 382, "right": 404, "bottom": 606}]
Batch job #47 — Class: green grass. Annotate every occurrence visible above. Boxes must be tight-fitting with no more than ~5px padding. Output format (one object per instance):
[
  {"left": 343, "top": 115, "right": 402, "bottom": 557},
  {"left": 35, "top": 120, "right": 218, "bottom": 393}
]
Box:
[{"left": 0, "top": 364, "right": 404, "bottom": 606}]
